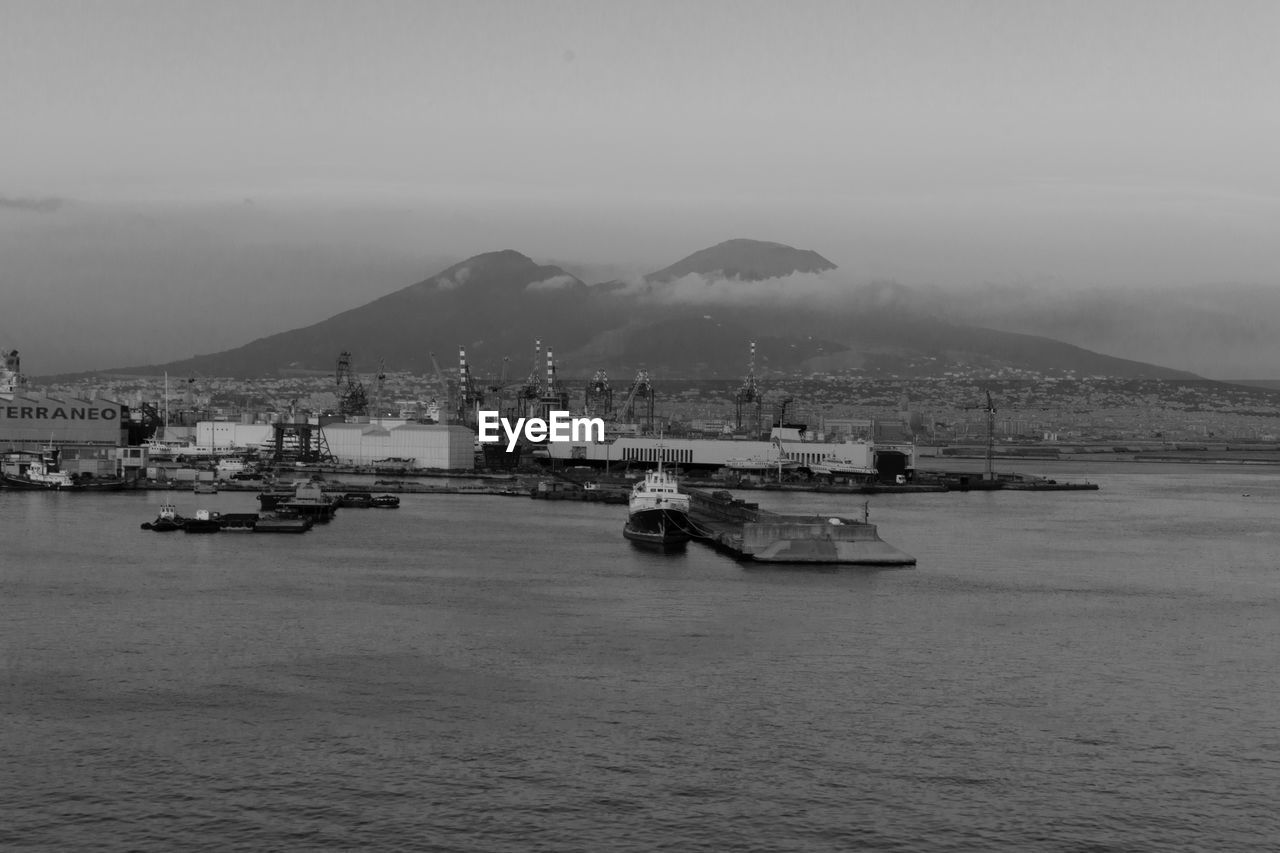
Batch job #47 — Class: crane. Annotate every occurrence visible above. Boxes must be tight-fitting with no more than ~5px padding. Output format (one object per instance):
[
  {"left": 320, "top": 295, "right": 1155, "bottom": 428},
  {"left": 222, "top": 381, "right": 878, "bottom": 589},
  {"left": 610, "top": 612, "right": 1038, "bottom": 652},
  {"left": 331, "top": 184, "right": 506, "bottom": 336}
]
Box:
[
  {"left": 371, "top": 358, "right": 387, "bottom": 418},
  {"left": 488, "top": 356, "right": 510, "bottom": 418},
  {"left": 585, "top": 369, "right": 613, "bottom": 419},
  {"left": 335, "top": 351, "right": 369, "bottom": 417},
  {"left": 734, "top": 340, "right": 762, "bottom": 432},
  {"left": 619, "top": 369, "right": 654, "bottom": 433},
  {"left": 962, "top": 389, "right": 999, "bottom": 481},
  {"left": 519, "top": 339, "right": 544, "bottom": 414},
  {"left": 428, "top": 351, "right": 453, "bottom": 424}
]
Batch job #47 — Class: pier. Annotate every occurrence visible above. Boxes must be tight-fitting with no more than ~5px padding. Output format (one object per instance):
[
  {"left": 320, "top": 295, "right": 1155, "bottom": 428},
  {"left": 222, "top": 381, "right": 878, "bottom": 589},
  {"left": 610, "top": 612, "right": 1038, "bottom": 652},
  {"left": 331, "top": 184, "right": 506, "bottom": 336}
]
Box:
[{"left": 685, "top": 488, "right": 916, "bottom": 566}]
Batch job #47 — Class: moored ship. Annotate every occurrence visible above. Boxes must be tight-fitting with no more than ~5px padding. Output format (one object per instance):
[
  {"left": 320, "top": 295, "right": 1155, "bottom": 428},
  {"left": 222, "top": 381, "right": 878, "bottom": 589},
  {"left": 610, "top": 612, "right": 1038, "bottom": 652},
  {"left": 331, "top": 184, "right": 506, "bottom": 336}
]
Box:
[
  {"left": 0, "top": 449, "right": 125, "bottom": 491},
  {"left": 623, "top": 460, "right": 692, "bottom": 547}
]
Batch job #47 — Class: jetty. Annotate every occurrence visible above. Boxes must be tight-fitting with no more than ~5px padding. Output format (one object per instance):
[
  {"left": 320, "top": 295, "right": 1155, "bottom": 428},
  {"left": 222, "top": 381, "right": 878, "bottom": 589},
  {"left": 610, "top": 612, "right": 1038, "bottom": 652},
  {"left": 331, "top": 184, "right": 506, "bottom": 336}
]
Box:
[{"left": 685, "top": 488, "right": 916, "bottom": 566}]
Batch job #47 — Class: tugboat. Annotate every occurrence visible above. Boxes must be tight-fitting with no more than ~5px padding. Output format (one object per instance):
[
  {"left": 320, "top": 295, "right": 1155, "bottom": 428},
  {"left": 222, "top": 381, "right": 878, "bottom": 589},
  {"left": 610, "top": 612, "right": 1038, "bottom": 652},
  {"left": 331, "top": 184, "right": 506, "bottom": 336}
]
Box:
[
  {"left": 140, "top": 503, "right": 186, "bottom": 531},
  {"left": 623, "top": 457, "right": 692, "bottom": 547},
  {"left": 1, "top": 448, "right": 125, "bottom": 491}
]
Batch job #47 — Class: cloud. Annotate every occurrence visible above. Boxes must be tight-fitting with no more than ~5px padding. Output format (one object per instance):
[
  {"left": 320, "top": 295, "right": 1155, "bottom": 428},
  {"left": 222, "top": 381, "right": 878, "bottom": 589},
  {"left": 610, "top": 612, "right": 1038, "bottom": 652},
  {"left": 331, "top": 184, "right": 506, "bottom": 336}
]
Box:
[
  {"left": 436, "top": 264, "right": 470, "bottom": 290},
  {"left": 0, "top": 195, "right": 65, "bottom": 213},
  {"left": 632, "top": 269, "right": 868, "bottom": 307},
  {"left": 526, "top": 274, "right": 578, "bottom": 291}
]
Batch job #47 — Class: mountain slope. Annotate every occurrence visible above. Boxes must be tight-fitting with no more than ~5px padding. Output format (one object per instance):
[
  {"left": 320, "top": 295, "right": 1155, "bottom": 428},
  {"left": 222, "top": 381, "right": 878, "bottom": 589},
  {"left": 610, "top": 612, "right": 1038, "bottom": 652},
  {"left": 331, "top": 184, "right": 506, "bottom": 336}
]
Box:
[{"left": 97, "top": 240, "right": 1197, "bottom": 381}]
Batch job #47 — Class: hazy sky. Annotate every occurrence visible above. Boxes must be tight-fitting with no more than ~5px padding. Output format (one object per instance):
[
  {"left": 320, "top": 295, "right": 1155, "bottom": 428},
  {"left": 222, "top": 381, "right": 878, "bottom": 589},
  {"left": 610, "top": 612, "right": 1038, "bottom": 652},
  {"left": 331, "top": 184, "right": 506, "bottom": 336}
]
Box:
[{"left": 3, "top": 0, "right": 1280, "bottom": 373}]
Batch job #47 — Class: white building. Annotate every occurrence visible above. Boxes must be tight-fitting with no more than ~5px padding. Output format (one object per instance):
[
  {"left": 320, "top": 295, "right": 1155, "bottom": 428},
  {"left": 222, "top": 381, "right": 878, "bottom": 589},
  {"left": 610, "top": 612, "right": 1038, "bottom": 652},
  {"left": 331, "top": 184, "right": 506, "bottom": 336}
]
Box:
[{"left": 321, "top": 422, "right": 474, "bottom": 470}]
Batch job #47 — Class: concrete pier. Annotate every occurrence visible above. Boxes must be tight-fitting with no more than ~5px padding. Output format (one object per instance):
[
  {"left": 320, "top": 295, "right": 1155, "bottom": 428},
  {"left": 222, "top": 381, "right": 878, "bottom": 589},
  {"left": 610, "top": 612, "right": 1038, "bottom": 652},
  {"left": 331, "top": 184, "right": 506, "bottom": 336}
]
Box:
[{"left": 686, "top": 488, "right": 916, "bottom": 566}]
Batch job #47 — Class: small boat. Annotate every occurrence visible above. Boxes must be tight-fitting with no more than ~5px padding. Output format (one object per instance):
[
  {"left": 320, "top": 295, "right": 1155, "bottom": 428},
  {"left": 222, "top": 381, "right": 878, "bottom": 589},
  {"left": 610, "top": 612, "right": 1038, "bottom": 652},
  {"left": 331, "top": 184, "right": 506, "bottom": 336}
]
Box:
[
  {"left": 183, "top": 508, "right": 222, "bottom": 533},
  {"left": 625, "top": 457, "right": 692, "bottom": 548},
  {"left": 141, "top": 503, "right": 186, "bottom": 531},
  {"left": 370, "top": 494, "right": 400, "bottom": 508},
  {"left": 193, "top": 481, "right": 218, "bottom": 495},
  {"left": 339, "top": 491, "right": 374, "bottom": 508}
]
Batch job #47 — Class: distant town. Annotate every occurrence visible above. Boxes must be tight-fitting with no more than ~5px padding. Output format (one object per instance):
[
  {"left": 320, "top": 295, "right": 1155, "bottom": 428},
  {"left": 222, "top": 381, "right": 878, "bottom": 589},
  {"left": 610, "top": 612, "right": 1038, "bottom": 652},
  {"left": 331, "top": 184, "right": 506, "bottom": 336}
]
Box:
[{"left": 29, "top": 362, "right": 1280, "bottom": 447}]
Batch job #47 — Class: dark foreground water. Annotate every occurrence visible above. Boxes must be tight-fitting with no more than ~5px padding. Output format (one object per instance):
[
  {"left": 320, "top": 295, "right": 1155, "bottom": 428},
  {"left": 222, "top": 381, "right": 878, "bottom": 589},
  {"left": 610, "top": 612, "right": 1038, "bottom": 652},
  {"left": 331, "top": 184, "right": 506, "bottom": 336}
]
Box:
[{"left": 3, "top": 463, "right": 1279, "bottom": 851}]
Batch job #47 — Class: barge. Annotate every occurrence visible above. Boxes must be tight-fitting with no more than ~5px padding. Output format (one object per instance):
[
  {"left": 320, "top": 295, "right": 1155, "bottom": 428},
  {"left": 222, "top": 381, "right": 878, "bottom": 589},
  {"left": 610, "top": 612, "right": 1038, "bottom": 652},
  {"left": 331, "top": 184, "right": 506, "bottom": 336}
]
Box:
[{"left": 686, "top": 488, "right": 915, "bottom": 566}]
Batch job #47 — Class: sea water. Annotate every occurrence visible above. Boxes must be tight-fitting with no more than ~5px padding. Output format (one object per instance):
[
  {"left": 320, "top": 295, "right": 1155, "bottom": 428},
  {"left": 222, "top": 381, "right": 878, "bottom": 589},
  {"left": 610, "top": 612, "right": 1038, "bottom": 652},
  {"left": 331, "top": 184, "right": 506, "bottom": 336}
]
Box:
[{"left": 2, "top": 463, "right": 1278, "bottom": 851}]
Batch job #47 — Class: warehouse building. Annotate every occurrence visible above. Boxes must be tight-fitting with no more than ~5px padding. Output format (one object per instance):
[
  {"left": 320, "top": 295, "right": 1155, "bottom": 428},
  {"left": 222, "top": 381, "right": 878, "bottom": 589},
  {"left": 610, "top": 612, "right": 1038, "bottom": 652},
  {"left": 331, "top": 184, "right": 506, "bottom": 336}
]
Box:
[
  {"left": 0, "top": 392, "right": 132, "bottom": 478},
  {"left": 321, "top": 422, "right": 474, "bottom": 470}
]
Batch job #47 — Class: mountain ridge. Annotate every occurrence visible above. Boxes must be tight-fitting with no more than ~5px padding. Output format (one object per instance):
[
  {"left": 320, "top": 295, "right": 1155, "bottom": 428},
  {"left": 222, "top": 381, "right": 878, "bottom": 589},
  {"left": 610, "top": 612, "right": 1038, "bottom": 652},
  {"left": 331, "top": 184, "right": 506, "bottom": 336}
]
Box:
[{"left": 83, "top": 239, "right": 1196, "bottom": 381}]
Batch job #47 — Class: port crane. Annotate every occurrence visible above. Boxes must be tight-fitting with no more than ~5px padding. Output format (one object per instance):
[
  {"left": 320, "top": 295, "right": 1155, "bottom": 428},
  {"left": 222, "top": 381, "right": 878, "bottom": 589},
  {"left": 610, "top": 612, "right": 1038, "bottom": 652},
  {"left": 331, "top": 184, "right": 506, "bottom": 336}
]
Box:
[
  {"left": 335, "top": 351, "right": 370, "bottom": 417},
  {"left": 371, "top": 358, "right": 387, "bottom": 417},
  {"left": 962, "top": 389, "right": 999, "bottom": 481},
  {"left": 428, "top": 351, "right": 455, "bottom": 424},
  {"left": 584, "top": 369, "right": 613, "bottom": 419},
  {"left": 620, "top": 369, "right": 655, "bottom": 434},
  {"left": 734, "top": 341, "right": 762, "bottom": 433},
  {"left": 519, "top": 339, "right": 545, "bottom": 418},
  {"left": 487, "top": 356, "right": 511, "bottom": 419}
]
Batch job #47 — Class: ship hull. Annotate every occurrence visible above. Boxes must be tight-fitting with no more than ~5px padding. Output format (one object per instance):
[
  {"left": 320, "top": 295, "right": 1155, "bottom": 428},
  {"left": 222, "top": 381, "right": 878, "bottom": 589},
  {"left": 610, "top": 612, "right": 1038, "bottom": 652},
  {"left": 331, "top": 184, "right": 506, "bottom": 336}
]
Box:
[
  {"left": 0, "top": 473, "right": 125, "bottom": 491},
  {"left": 624, "top": 508, "right": 692, "bottom": 546}
]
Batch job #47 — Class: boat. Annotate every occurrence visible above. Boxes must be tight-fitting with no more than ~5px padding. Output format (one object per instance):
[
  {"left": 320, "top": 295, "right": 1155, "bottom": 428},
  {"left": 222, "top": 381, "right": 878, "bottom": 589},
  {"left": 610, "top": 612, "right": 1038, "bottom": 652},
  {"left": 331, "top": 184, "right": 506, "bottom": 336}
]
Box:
[
  {"left": 339, "top": 491, "right": 374, "bottom": 508},
  {"left": 370, "top": 494, "right": 400, "bottom": 508},
  {"left": 0, "top": 449, "right": 125, "bottom": 491},
  {"left": 193, "top": 481, "right": 218, "bottom": 494},
  {"left": 278, "top": 481, "right": 340, "bottom": 522},
  {"left": 183, "top": 508, "right": 222, "bottom": 533},
  {"left": 256, "top": 484, "right": 298, "bottom": 510},
  {"left": 807, "top": 456, "right": 878, "bottom": 479},
  {"left": 140, "top": 503, "right": 186, "bottom": 531},
  {"left": 623, "top": 458, "right": 692, "bottom": 547}
]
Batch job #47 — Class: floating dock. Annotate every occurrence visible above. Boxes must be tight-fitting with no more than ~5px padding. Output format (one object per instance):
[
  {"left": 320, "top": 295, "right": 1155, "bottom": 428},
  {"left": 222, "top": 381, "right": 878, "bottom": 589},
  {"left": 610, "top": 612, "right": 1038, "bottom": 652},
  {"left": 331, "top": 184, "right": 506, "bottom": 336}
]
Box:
[{"left": 685, "top": 488, "right": 916, "bottom": 566}]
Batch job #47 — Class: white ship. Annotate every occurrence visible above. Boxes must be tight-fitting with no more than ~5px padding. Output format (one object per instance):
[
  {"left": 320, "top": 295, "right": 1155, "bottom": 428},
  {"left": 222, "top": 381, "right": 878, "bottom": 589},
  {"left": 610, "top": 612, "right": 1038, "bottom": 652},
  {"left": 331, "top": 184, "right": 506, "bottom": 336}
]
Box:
[{"left": 623, "top": 459, "right": 692, "bottom": 547}]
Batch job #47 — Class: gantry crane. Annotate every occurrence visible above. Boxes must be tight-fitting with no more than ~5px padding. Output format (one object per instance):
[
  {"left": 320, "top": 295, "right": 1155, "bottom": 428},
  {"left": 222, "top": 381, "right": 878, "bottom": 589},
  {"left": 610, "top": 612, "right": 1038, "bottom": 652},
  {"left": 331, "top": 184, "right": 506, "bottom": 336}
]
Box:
[
  {"left": 584, "top": 369, "right": 613, "bottom": 419},
  {"left": 620, "top": 369, "right": 655, "bottom": 434}
]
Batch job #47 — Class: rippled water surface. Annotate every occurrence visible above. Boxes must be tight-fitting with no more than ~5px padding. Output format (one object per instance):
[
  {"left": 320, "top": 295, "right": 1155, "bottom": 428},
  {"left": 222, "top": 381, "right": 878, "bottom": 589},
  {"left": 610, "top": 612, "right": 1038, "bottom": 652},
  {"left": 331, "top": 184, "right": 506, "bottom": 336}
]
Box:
[{"left": 3, "top": 463, "right": 1279, "bottom": 851}]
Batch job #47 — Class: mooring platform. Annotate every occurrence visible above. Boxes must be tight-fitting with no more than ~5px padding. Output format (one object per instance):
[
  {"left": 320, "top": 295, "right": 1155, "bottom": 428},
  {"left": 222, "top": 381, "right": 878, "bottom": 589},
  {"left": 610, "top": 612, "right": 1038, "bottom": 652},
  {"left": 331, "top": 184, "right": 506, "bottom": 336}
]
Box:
[{"left": 685, "top": 488, "right": 916, "bottom": 566}]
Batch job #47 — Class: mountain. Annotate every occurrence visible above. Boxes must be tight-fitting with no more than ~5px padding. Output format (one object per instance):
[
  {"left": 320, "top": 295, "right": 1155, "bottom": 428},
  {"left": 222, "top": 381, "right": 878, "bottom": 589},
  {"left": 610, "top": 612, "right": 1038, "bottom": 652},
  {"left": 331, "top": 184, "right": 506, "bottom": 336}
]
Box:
[
  {"left": 94, "top": 240, "right": 1197, "bottom": 382},
  {"left": 929, "top": 282, "right": 1280, "bottom": 381},
  {"left": 645, "top": 238, "right": 837, "bottom": 282},
  {"left": 127, "top": 250, "right": 598, "bottom": 379}
]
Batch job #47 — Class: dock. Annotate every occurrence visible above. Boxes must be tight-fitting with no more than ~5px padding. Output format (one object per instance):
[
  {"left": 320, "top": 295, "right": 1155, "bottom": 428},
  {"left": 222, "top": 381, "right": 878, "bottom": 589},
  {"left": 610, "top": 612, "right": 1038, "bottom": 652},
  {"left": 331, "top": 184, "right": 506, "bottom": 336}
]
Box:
[{"left": 685, "top": 488, "right": 916, "bottom": 566}]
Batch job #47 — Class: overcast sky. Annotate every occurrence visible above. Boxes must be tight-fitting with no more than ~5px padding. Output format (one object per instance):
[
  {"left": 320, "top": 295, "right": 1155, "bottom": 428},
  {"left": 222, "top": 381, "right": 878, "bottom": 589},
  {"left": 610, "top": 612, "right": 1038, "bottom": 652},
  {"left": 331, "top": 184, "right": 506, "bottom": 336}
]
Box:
[{"left": 3, "top": 0, "right": 1279, "bottom": 373}]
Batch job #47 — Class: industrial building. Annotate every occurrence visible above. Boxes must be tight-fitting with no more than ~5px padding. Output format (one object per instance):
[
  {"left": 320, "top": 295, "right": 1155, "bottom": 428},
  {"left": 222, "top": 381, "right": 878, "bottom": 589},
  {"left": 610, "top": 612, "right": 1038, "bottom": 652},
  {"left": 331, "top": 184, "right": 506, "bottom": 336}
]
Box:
[
  {"left": 321, "top": 422, "right": 474, "bottom": 469},
  {"left": 0, "top": 392, "right": 132, "bottom": 478}
]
